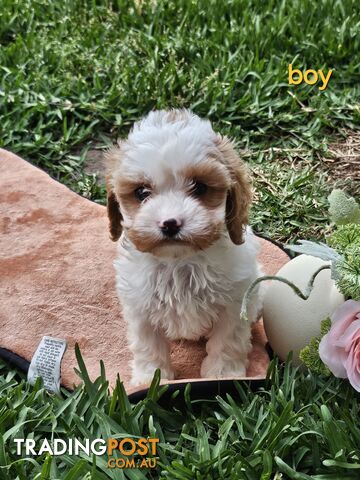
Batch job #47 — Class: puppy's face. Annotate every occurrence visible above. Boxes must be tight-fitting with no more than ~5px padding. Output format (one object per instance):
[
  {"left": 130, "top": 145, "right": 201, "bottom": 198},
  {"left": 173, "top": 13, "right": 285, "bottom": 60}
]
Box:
[{"left": 106, "top": 110, "right": 251, "bottom": 257}]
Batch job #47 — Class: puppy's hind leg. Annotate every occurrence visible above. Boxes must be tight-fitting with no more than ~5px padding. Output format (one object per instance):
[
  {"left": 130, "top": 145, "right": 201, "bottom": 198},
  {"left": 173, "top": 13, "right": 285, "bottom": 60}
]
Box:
[{"left": 126, "top": 310, "right": 174, "bottom": 386}]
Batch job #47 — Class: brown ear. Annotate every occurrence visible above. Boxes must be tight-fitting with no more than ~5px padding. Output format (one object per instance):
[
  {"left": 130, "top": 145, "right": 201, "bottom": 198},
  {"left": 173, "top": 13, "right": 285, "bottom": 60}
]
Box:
[
  {"left": 106, "top": 187, "right": 123, "bottom": 242},
  {"left": 216, "top": 135, "right": 252, "bottom": 245},
  {"left": 104, "top": 146, "right": 123, "bottom": 242}
]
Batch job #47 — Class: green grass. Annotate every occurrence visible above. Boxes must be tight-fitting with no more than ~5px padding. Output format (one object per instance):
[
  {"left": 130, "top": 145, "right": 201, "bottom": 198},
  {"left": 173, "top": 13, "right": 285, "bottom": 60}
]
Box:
[
  {"left": 1, "top": 353, "right": 359, "bottom": 479},
  {"left": 1, "top": 0, "right": 359, "bottom": 241},
  {"left": 1, "top": 2, "right": 360, "bottom": 478}
]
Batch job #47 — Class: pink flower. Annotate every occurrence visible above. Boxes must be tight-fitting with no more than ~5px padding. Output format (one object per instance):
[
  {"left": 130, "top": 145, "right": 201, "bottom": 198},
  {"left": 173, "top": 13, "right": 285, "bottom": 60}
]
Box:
[{"left": 319, "top": 300, "right": 360, "bottom": 392}]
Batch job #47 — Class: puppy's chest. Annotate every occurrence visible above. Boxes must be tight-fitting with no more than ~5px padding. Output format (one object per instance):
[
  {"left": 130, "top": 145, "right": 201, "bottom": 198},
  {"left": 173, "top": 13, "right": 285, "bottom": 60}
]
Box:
[
  {"left": 143, "top": 262, "right": 233, "bottom": 339},
  {"left": 116, "top": 256, "right": 235, "bottom": 339}
]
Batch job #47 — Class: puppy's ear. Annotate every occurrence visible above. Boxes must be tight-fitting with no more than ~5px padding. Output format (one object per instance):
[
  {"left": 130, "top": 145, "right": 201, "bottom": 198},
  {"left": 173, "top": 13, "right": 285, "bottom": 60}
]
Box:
[
  {"left": 106, "top": 186, "right": 123, "bottom": 242},
  {"left": 216, "top": 135, "right": 252, "bottom": 245},
  {"left": 104, "top": 147, "right": 123, "bottom": 242}
]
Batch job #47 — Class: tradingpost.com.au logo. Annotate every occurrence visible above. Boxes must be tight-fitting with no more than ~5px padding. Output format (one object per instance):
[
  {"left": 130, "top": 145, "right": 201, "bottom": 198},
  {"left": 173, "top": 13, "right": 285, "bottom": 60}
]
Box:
[{"left": 14, "top": 437, "right": 159, "bottom": 469}]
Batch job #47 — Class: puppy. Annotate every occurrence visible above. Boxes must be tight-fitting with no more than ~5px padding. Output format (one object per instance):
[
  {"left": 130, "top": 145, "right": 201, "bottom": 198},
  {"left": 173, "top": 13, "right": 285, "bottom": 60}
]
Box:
[{"left": 106, "top": 109, "right": 262, "bottom": 386}]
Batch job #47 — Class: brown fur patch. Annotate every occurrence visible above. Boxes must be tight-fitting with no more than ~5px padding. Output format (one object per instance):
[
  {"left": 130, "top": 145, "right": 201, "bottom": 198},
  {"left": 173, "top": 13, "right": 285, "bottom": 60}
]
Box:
[
  {"left": 128, "top": 220, "right": 223, "bottom": 254},
  {"left": 115, "top": 178, "right": 147, "bottom": 218},
  {"left": 107, "top": 190, "right": 123, "bottom": 242},
  {"left": 165, "top": 109, "right": 192, "bottom": 124},
  {"left": 104, "top": 146, "right": 124, "bottom": 241},
  {"left": 104, "top": 145, "right": 123, "bottom": 184},
  {"left": 182, "top": 161, "right": 229, "bottom": 209},
  {"left": 185, "top": 221, "right": 224, "bottom": 250},
  {"left": 127, "top": 229, "right": 161, "bottom": 253},
  {"left": 215, "top": 135, "right": 252, "bottom": 245}
]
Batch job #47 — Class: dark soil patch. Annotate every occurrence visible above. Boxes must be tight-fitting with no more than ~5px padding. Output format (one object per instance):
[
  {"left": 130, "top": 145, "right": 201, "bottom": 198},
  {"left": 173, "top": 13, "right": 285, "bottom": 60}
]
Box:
[
  {"left": 83, "top": 149, "right": 106, "bottom": 184},
  {"left": 320, "top": 130, "right": 360, "bottom": 196}
]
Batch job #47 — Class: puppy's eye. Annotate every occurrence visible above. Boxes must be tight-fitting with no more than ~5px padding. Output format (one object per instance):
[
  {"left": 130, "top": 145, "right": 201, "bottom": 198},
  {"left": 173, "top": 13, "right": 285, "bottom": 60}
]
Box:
[
  {"left": 192, "top": 181, "right": 208, "bottom": 196},
  {"left": 134, "top": 186, "right": 151, "bottom": 202}
]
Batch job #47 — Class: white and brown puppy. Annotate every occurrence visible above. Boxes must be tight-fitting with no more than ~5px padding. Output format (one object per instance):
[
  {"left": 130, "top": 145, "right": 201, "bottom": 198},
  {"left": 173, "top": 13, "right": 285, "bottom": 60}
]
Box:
[{"left": 106, "top": 109, "right": 262, "bottom": 386}]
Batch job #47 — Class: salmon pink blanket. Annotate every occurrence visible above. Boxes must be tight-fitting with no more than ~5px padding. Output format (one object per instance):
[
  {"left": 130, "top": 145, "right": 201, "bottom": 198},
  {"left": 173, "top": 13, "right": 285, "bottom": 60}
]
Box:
[{"left": 0, "top": 149, "right": 289, "bottom": 392}]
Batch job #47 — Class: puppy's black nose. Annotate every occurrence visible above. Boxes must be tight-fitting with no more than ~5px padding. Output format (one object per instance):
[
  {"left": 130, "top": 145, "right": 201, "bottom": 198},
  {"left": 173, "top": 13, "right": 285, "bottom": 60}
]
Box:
[{"left": 161, "top": 218, "right": 181, "bottom": 237}]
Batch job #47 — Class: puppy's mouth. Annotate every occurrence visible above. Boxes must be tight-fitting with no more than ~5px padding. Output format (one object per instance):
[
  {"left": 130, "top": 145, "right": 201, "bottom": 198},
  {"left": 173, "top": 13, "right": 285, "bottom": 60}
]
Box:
[
  {"left": 127, "top": 224, "right": 223, "bottom": 255},
  {"left": 159, "top": 236, "right": 192, "bottom": 246}
]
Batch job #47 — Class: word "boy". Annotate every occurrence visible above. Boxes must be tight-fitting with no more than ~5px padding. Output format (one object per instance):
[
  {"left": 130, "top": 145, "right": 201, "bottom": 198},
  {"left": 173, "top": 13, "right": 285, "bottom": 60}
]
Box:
[{"left": 288, "top": 64, "right": 332, "bottom": 91}]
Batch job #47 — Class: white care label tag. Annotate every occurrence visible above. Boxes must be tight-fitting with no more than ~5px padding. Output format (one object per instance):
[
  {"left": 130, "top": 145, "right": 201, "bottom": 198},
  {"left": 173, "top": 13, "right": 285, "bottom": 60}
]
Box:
[{"left": 27, "top": 336, "right": 67, "bottom": 394}]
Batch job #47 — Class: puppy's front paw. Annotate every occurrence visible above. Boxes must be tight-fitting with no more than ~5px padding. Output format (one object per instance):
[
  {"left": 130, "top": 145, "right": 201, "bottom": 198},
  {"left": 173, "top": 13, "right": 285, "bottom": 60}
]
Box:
[
  {"left": 130, "top": 365, "right": 175, "bottom": 387},
  {"left": 200, "top": 355, "right": 247, "bottom": 379}
]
